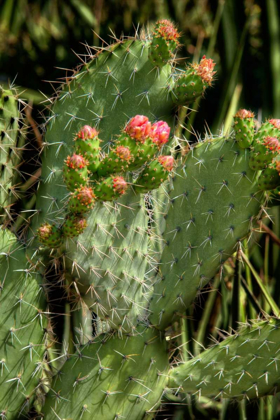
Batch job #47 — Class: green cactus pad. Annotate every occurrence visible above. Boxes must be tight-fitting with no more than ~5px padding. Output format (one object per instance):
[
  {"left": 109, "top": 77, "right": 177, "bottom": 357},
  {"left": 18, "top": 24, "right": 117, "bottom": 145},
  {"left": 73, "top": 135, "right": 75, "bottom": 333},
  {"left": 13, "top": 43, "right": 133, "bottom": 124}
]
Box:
[
  {"left": 168, "top": 318, "right": 280, "bottom": 400},
  {"left": 65, "top": 190, "right": 151, "bottom": 329},
  {"left": 29, "top": 35, "right": 179, "bottom": 252},
  {"left": 42, "top": 328, "right": 169, "bottom": 420},
  {"left": 149, "top": 136, "right": 263, "bottom": 329},
  {"left": 0, "top": 231, "right": 47, "bottom": 419}
]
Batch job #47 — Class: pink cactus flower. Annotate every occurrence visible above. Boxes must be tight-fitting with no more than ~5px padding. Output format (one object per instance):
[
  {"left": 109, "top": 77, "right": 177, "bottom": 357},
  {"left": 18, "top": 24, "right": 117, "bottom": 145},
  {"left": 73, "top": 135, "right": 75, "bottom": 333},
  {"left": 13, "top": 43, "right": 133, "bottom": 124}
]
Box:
[
  {"left": 124, "top": 115, "right": 151, "bottom": 142},
  {"left": 150, "top": 121, "right": 170, "bottom": 146}
]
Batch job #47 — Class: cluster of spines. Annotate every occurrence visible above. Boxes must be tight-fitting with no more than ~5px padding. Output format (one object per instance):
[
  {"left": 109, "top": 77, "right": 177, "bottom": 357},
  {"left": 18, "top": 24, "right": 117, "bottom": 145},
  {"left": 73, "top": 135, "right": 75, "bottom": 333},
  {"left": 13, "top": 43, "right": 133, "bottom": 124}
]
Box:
[{"left": 38, "top": 115, "right": 173, "bottom": 247}]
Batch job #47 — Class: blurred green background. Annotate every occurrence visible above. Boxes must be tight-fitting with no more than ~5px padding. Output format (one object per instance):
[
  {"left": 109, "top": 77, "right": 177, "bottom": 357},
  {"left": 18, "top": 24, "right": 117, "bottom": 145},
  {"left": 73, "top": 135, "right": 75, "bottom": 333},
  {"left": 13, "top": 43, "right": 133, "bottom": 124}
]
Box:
[{"left": 2, "top": 1, "right": 280, "bottom": 419}]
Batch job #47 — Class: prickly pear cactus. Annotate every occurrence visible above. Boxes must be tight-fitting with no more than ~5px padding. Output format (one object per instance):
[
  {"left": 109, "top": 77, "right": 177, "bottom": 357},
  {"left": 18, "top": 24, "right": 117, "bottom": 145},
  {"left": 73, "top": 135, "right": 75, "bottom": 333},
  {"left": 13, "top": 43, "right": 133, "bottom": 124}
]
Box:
[{"left": 2, "top": 20, "right": 280, "bottom": 420}]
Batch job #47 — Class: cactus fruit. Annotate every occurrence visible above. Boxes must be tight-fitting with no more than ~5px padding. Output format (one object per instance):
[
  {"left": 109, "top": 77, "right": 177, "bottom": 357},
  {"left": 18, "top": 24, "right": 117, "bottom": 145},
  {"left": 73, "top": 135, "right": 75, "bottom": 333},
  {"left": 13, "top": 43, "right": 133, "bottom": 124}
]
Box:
[
  {"left": 1, "top": 19, "right": 280, "bottom": 420},
  {"left": 256, "top": 119, "right": 280, "bottom": 140},
  {"left": 134, "top": 155, "right": 174, "bottom": 193},
  {"left": 74, "top": 125, "right": 101, "bottom": 172},
  {"left": 233, "top": 109, "right": 255, "bottom": 148},
  {"left": 62, "top": 214, "right": 87, "bottom": 237},
  {"left": 93, "top": 175, "right": 128, "bottom": 201},
  {"left": 148, "top": 20, "right": 180, "bottom": 67},
  {"left": 37, "top": 222, "right": 62, "bottom": 248},
  {"left": 249, "top": 120, "right": 280, "bottom": 170},
  {"left": 168, "top": 318, "right": 280, "bottom": 400},
  {"left": 63, "top": 153, "right": 89, "bottom": 191},
  {"left": 173, "top": 56, "right": 216, "bottom": 105},
  {"left": 68, "top": 186, "right": 95, "bottom": 213},
  {"left": 97, "top": 145, "right": 132, "bottom": 176},
  {"left": 258, "top": 163, "right": 280, "bottom": 191}
]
